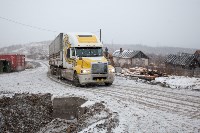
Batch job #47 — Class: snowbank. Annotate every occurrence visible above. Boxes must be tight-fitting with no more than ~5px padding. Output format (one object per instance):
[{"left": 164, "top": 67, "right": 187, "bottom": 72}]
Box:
[
  {"left": 155, "top": 76, "right": 200, "bottom": 90},
  {"left": 81, "top": 100, "right": 95, "bottom": 107}
]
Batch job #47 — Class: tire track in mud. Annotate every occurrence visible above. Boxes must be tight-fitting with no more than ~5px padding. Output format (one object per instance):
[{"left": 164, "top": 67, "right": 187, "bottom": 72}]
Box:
[
  {"left": 113, "top": 83, "right": 200, "bottom": 99},
  {"left": 109, "top": 85, "right": 200, "bottom": 107},
  {"left": 112, "top": 83, "right": 200, "bottom": 118},
  {"left": 84, "top": 87, "right": 200, "bottom": 118},
  {"left": 84, "top": 87, "right": 198, "bottom": 118},
  {"left": 105, "top": 83, "right": 200, "bottom": 119}
]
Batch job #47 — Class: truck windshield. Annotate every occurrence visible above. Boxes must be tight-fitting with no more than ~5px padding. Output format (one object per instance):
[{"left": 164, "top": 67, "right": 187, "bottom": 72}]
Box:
[{"left": 76, "top": 47, "right": 103, "bottom": 57}]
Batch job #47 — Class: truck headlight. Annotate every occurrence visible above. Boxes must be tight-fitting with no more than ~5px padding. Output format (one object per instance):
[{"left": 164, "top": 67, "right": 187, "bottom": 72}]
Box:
[
  {"left": 81, "top": 69, "right": 90, "bottom": 74},
  {"left": 109, "top": 68, "right": 115, "bottom": 73}
]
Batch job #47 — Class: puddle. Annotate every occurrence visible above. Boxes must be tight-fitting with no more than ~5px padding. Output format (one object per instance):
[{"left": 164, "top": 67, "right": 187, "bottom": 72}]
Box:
[{"left": 53, "top": 97, "right": 87, "bottom": 121}]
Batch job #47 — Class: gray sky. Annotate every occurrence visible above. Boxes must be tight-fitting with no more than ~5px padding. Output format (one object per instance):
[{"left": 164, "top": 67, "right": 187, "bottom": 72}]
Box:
[{"left": 0, "top": 0, "right": 200, "bottom": 48}]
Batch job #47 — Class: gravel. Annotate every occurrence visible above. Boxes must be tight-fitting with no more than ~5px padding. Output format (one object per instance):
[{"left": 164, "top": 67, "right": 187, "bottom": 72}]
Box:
[{"left": 0, "top": 93, "right": 53, "bottom": 133}]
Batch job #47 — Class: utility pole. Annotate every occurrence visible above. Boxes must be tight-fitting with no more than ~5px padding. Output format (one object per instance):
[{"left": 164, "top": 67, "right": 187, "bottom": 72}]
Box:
[{"left": 100, "top": 29, "right": 101, "bottom": 42}]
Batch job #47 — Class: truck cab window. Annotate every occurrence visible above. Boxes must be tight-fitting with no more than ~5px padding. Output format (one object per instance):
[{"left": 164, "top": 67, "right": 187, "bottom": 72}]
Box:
[{"left": 76, "top": 47, "right": 103, "bottom": 57}]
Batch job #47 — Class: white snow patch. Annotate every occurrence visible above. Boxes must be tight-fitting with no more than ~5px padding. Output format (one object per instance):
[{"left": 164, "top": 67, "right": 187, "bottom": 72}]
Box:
[
  {"left": 81, "top": 100, "right": 95, "bottom": 107},
  {"left": 155, "top": 76, "right": 200, "bottom": 89},
  {"left": 79, "top": 119, "right": 107, "bottom": 133}
]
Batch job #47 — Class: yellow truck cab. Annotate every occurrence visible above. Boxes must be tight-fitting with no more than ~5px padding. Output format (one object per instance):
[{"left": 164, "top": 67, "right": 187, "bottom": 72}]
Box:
[{"left": 49, "top": 32, "right": 115, "bottom": 86}]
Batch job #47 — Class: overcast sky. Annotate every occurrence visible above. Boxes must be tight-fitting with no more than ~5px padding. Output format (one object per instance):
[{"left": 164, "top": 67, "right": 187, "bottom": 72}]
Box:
[{"left": 0, "top": 0, "right": 199, "bottom": 48}]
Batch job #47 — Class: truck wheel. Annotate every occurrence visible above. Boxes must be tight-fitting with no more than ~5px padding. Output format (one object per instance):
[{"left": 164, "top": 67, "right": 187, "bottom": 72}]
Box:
[
  {"left": 50, "top": 67, "right": 55, "bottom": 75},
  {"left": 56, "top": 68, "right": 61, "bottom": 79},
  {"left": 73, "top": 72, "right": 80, "bottom": 87},
  {"left": 105, "top": 83, "right": 112, "bottom": 86}
]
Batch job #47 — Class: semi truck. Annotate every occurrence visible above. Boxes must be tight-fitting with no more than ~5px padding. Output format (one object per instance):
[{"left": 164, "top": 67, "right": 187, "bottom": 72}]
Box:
[{"left": 49, "top": 32, "right": 115, "bottom": 86}]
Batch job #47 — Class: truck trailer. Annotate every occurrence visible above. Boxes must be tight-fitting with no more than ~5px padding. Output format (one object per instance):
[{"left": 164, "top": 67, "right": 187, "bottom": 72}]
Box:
[{"left": 49, "top": 33, "right": 115, "bottom": 86}]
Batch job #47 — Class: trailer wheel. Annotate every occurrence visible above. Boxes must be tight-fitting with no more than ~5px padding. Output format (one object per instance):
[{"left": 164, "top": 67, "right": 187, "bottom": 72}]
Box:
[
  {"left": 73, "top": 72, "right": 80, "bottom": 87},
  {"left": 50, "top": 67, "right": 55, "bottom": 75},
  {"left": 56, "top": 68, "right": 61, "bottom": 79},
  {"left": 105, "top": 82, "right": 112, "bottom": 86}
]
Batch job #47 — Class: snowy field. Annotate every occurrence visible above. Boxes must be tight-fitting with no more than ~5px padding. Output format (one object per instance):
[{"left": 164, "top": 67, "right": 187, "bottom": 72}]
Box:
[{"left": 1, "top": 60, "right": 200, "bottom": 133}]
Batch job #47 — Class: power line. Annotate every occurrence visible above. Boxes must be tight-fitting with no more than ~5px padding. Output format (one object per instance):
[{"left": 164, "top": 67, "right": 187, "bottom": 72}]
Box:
[{"left": 0, "top": 16, "right": 57, "bottom": 33}]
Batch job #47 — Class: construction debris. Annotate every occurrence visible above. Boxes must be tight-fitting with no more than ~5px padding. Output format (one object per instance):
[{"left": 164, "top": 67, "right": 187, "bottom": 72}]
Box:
[
  {"left": 0, "top": 93, "right": 119, "bottom": 133},
  {"left": 0, "top": 93, "right": 53, "bottom": 133}
]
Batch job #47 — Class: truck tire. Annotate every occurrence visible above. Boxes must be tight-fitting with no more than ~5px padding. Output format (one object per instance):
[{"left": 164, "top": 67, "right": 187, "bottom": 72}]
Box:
[
  {"left": 56, "top": 68, "right": 61, "bottom": 79},
  {"left": 105, "top": 82, "right": 112, "bottom": 86},
  {"left": 50, "top": 67, "right": 55, "bottom": 75},
  {"left": 73, "top": 72, "right": 81, "bottom": 87}
]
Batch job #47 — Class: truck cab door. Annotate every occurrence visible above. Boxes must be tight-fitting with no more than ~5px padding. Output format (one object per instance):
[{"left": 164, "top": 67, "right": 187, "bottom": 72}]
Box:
[{"left": 64, "top": 48, "right": 75, "bottom": 69}]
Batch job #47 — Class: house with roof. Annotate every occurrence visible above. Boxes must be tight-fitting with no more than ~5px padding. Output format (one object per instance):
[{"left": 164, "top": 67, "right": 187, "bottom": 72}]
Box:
[
  {"left": 165, "top": 53, "right": 199, "bottom": 69},
  {"left": 194, "top": 50, "right": 200, "bottom": 55},
  {"left": 112, "top": 48, "right": 149, "bottom": 68},
  {"left": 194, "top": 50, "right": 200, "bottom": 63}
]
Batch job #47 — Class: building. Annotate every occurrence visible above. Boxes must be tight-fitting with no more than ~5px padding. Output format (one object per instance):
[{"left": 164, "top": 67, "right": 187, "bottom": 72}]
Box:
[
  {"left": 194, "top": 50, "right": 200, "bottom": 55},
  {"left": 194, "top": 50, "right": 200, "bottom": 63},
  {"left": 112, "top": 48, "right": 149, "bottom": 68},
  {"left": 165, "top": 53, "right": 199, "bottom": 69},
  {"left": 0, "top": 54, "right": 25, "bottom": 72},
  {"left": 165, "top": 52, "right": 200, "bottom": 77}
]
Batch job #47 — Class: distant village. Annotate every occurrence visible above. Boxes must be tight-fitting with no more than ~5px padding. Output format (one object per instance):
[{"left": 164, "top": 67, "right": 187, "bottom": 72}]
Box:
[
  {"left": 104, "top": 48, "right": 200, "bottom": 79},
  {"left": 0, "top": 44, "right": 200, "bottom": 79}
]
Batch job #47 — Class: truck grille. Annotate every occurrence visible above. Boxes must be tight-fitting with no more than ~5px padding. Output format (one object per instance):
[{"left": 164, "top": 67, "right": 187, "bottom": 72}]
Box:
[{"left": 92, "top": 63, "right": 108, "bottom": 74}]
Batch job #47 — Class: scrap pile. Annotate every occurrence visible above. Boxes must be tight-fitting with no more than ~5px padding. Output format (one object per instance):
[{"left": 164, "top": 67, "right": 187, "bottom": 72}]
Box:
[
  {"left": 0, "top": 93, "right": 53, "bottom": 133},
  {"left": 0, "top": 93, "right": 119, "bottom": 133}
]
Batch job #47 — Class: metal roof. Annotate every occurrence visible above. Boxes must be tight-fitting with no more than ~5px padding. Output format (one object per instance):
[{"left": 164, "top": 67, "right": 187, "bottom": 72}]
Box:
[
  {"left": 195, "top": 50, "right": 200, "bottom": 55},
  {"left": 165, "top": 53, "right": 195, "bottom": 66},
  {"left": 113, "top": 50, "right": 142, "bottom": 58}
]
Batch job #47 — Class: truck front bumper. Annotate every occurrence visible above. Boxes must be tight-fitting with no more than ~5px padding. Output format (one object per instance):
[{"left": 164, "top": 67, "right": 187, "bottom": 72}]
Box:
[{"left": 78, "top": 73, "right": 115, "bottom": 85}]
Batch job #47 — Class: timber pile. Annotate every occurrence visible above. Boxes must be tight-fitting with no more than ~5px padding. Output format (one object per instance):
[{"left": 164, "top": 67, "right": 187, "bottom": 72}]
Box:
[{"left": 117, "top": 67, "right": 166, "bottom": 81}]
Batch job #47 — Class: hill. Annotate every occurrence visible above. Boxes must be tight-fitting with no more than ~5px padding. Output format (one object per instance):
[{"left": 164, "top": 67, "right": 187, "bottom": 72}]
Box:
[{"left": 0, "top": 41, "right": 197, "bottom": 60}]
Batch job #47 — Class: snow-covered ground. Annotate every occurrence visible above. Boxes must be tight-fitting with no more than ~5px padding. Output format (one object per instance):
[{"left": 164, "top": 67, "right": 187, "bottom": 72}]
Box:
[
  {"left": 1, "top": 60, "right": 200, "bottom": 133},
  {"left": 156, "top": 76, "right": 200, "bottom": 90}
]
